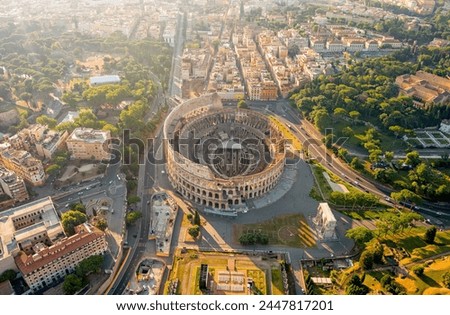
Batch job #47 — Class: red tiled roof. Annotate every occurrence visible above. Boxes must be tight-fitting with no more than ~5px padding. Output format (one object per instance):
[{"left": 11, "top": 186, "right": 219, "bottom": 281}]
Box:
[{"left": 15, "top": 225, "right": 105, "bottom": 275}]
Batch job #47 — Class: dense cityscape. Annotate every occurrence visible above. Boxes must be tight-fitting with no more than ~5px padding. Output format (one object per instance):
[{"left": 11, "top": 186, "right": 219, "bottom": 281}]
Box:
[{"left": 0, "top": 0, "right": 449, "bottom": 297}]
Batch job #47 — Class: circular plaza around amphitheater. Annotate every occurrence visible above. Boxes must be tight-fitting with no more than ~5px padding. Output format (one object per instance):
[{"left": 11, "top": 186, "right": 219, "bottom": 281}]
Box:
[{"left": 163, "top": 94, "right": 286, "bottom": 213}]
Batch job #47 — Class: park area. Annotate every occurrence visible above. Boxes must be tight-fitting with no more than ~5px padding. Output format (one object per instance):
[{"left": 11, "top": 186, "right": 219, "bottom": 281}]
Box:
[
  {"left": 165, "top": 250, "right": 287, "bottom": 295},
  {"left": 329, "top": 227, "right": 450, "bottom": 295},
  {"left": 233, "top": 214, "right": 316, "bottom": 248}
]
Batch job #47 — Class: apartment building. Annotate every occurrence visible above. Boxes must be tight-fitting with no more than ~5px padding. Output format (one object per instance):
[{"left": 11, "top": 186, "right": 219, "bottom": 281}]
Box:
[
  {"left": 0, "top": 197, "right": 64, "bottom": 275},
  {"left": 15, "top": 223, "right": 107, "bottom": 293},
  {"left": 8, "top": 124, "right": 68, "bottom": 160},
  {"left": 66, "top": 128, "right": 111, "bottom": 161},
  {"left": 0, "top": 167, "right": 29, "bottom": 203},
  {"left": 0, "top": 146, "right": 45, "bottom": 186},
  {"left": 207, "top": 44, "right": 245, "bottom": 100}
]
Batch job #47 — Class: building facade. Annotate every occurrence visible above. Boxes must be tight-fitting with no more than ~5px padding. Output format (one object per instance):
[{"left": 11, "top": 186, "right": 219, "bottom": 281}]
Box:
[
  {"left": 164, "top": 94, "right": 286, "bottom": 212},
  {"left": 0, "top": 167, "right": 29, "bottom": 203},
  {"left": 15, "top": 223, "right": 107, "bottom": 293},
  {"left": 0, "top": 197, "right": 64, "bottom": 275},
  {"left": 66, "top": 128, "right": 111, "bottom": 161},
  {"left": 0, "top": 147, "right": 45, "bottom": 186}
]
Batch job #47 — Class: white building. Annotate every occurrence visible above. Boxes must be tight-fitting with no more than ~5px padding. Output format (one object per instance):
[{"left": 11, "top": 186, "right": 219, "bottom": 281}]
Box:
[
  {"left": 89, "top": 75, "right": 121, "bottom": 86},
  {"left": 313, "top": 203, "right": 337, "bottom": 240},
  {"left": 326, "top": 40, "right": 345, "bottom": 52}
]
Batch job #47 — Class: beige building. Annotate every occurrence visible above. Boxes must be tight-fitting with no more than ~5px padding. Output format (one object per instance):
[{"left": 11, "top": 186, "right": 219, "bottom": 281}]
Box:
[
  {"left": 66, "top": 128, "right": 111, "bottom": 161},
  {"left": 8, "top": 124, "right": 68, "bottom": 160},
  {"left": 0, "top": 167, "right": 29, "bottom": 203},
  {"left": 396, "top": 71, "right": 450, "bottom": 107},
  {"left": 0, "top": 147, "right": 45, "bottom": 186},
  {"left": 15, "top": 223, "right": 107, "bottom": 293},
  {"left": 0, "top": 197, "right": 64, "bottom": 275}
]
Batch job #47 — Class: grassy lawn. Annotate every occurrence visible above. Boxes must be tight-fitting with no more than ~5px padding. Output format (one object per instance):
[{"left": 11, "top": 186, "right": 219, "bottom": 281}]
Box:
[
  {"left": 329, "top": 120, "right": 407, "bottom": 153},
  {"left": 234, "top": 214, "right": 316, "bottom": 248},
  {"left": 336, "top": 228, "right": 450, "bottom": 295},
  {"left": 381, "top": 228, "right": 450, "bottom": 264},
  {"left": 247, "top": 269, "right": 267, "bottom": 294},
  {"left": 396, "top": 256, "right": 450, "bottom": 295},
  {"left": 311, "top": 164, "right": 334, "bottom": 200},
  {"left": 340, "top": 208, "right": 395, "bottom": 220},
  {"left": 271, "top": 268, "right": 284, "bottom": 295},
  {"left": 166, "top": 250, "right": 284, "bottom": 295},
  {"left": 268, "top": 116, "right": 302, "bottom": 153}
]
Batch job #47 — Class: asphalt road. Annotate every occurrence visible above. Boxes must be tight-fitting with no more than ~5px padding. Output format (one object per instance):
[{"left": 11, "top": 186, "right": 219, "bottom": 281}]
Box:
[{"left": 254, "top": 100, "right": 449, "bottom": 223}]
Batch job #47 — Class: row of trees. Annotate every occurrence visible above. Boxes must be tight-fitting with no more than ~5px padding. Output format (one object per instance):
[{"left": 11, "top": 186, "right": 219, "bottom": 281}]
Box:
[
  {"left": 329, "top": 191, "right": 379, "bottom": 209},
  {"left": 239, "top": 231, "right": 269, "bottom": 245}
]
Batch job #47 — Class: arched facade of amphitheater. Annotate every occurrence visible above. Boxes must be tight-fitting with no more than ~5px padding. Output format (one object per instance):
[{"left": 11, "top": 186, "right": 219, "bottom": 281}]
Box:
[{"left": 163, "top": 94, "right": 286, "bottom": 211}]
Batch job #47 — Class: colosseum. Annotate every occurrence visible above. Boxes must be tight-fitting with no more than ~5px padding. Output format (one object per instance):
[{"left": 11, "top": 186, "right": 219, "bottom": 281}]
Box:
[{"left": 164, "top": 94, "right": 286, "bottom": 213}]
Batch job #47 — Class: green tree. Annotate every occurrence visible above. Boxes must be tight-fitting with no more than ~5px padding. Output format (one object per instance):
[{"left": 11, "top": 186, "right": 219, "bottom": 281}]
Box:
[
  {"left": 0, "top": 270, "right": 16, "bottom": 283},
  {"left": 63, "top": 274, "right": 83, "bottom": 295},
  {"left": 95, "top": 218, "right": 108, "bottom": 231},
  {"left": 345, "top": 227, "right": 374, "bottom": 247},
  {"left": 75, "top": 255, "right": 104, "bottom": 277},
  {"left": 359, "top": 251, "right": 374, "bottom": 270},
  {"left": 341, "top": 126, "right": 354, "bottom": 137},
  {"left": 349, "top": 110, "right": 360, "bottom": 124},
  {"left": 127, "top": 195, "right": 141, "bottom": 205},
  {"left": 391, "top": 189, "right": 422, "bottom": 206},
  {"left": 188, "top": 225, "right": 200, "bottom": 239},
  {"left": 345, "top": 275, "right": 369, "bottom": 295},
  {"left": 384, "top": 151, "right": 394, "bottom": 163},
  {"left": 20, "top": 92, "right": 32, "bottom": 106},
  {"left": 404, "top": 151, "right": 421, "bottom": 167},
  {"left": 369, "top": 240, "right": 384, "bottom": 264},
  {"left": 333, "top": 107, "right": 347, "bottom": 119},
  {"left": 237, "top": 99, "right": 248, "bottom": 109},
  {"left": 412, "top": 265, "right": 424, "bottom": 276},
  {"left": 424, "top": 226, "right": 437, "bottom": 244},
  {"left": 45, "top": 164, "right": 61, "bottom": 175},
  {"left": 193, "top": 210, "right": 201, "bottom": 225},
  {"left": 443, "top": 271, "right": 450, "bottom": 289},
  {"left": 36, "top": 115, "right": 58, "bottom": 128},
  {"left": 126, "top": 211, "right": 142, "bottom": 225},
  {"left": 61, "top": 210, "right": 87, "bottom": 236},
  {"left": 350, "top": 157, "right": 364, "bottom": 170},
  {"left": 69, "top": 202, "right": 86, "bottom": 213}
]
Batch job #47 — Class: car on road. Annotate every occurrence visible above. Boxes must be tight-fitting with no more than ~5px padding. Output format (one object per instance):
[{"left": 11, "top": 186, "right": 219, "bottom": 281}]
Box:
[
  {"left": 77, "top": 191, "right": 84, "bottom": 195},
  {"left": 436, "top": 212, "right": 443, "bottom": 216}
]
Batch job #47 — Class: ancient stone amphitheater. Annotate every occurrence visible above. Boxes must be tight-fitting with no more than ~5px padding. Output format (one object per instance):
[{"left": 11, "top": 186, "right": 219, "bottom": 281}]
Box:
[{"left": 164, "top": 94, "right": 286, "bottom": 213}]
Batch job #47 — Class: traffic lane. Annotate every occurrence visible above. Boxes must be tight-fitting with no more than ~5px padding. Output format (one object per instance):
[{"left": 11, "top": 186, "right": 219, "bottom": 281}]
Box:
[
  {"left": 288, "top": 120, "right": 383, "bottom": 196},
  {"left": 278, "top": 102, "right": 450, "bottom": 214}
]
